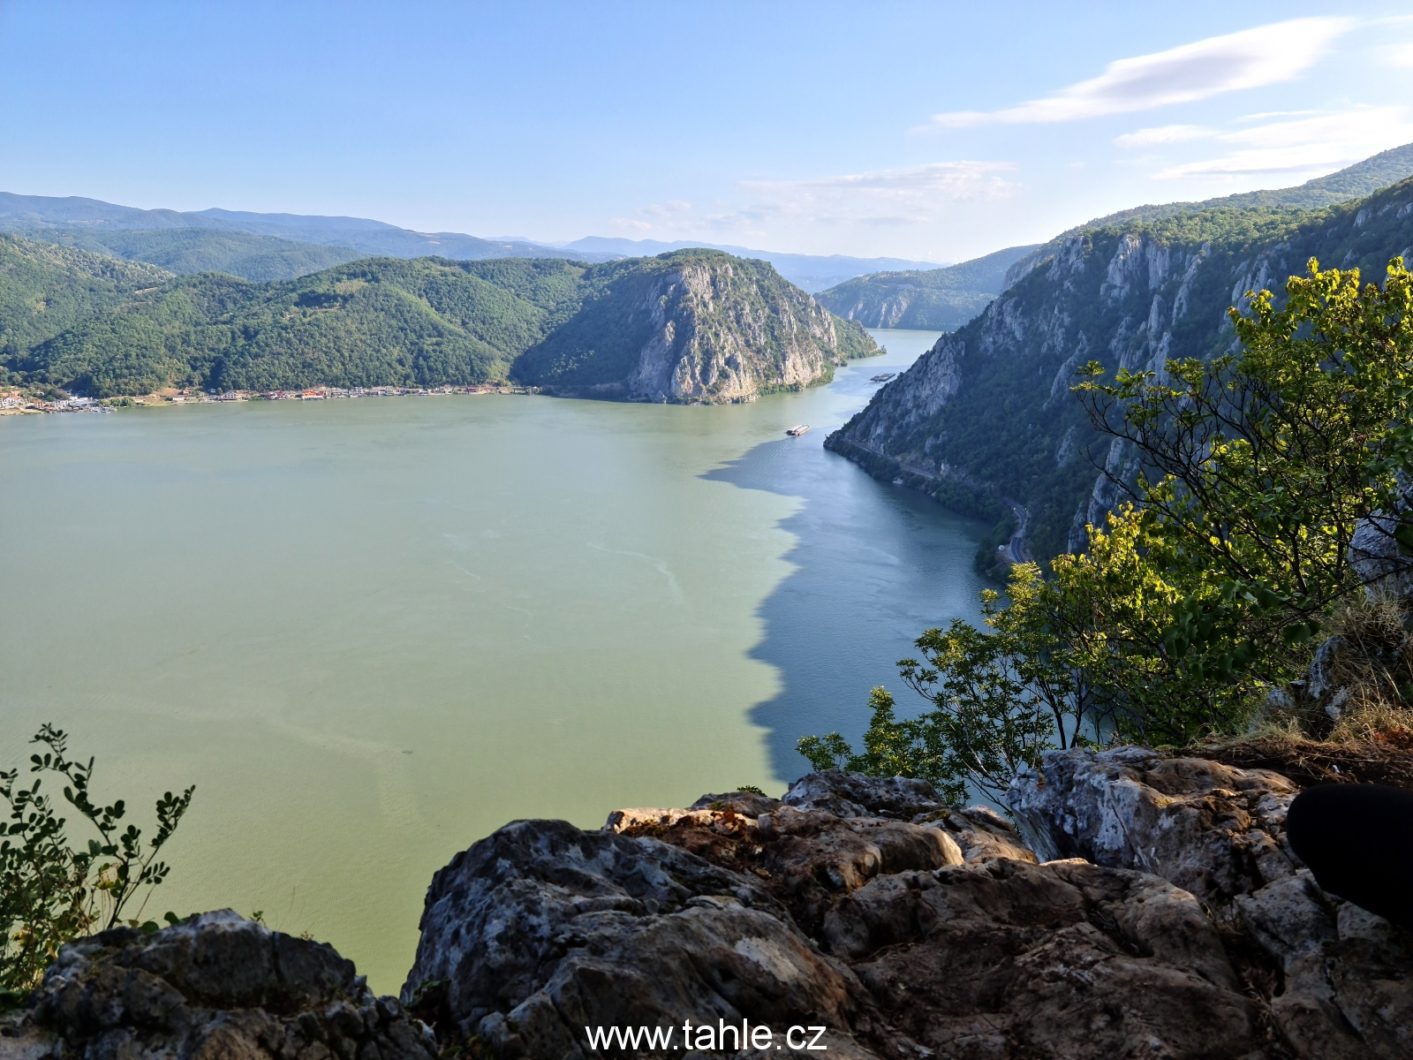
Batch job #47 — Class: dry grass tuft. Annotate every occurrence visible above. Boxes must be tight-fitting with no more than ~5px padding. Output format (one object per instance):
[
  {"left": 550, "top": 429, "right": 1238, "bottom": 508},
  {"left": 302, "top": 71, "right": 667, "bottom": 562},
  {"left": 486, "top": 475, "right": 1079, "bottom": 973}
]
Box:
[{"left": 1189, "top": 733, "right": 1413, "bottom": 789}]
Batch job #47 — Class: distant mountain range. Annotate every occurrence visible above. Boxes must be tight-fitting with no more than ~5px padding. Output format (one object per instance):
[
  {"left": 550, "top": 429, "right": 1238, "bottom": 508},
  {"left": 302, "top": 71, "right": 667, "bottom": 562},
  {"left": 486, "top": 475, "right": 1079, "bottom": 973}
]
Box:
[
  {"left": 0, "top": 192, "right": 942, "bottom": 292},
  {"left": 556, "top": 237, "right": 946, "bottom": 292}
]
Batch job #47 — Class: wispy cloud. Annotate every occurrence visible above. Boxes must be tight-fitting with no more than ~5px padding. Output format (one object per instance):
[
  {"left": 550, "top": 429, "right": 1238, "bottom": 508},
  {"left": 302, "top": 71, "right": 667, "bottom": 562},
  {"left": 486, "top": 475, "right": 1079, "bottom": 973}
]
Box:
[
  {"left": 1379, "top": 41, "right": 1413, "bottom": 68},
  {"left": 1150, "top": 105, "right": 1413, "bottom": 180},
  {"left": 1114, "top": 124, "right": 1214, "bottom": 148},
  {"left": 612, "top": 161, "right": 1018, "bottom": 238},
  {"left": 929, "top": 18, "right": 1354, "bottom": 128},
  {"left": 610, "top": 200, "right": 694, "bottom": 234},
  {"left": 737, "top": 161, "right": 1017, "bottom": 226}
]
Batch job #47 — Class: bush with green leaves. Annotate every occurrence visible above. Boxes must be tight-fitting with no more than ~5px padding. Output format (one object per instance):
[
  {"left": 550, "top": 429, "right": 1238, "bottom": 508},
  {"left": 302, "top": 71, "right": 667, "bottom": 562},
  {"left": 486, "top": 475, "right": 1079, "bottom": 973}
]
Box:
[
  {"left": 1, "top": 725, "right": 193, "bottom": 994},
  {"left": 801, "top": 258, "right": 1413, "bottom": 801}
]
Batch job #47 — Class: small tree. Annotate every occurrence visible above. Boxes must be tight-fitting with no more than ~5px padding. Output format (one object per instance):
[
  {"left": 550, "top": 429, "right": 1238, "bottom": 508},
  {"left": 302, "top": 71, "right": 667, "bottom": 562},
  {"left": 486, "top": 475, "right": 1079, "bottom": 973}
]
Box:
[
  {"left": 800, "top": 567, "right": 1095, "bottom": 805},
  {"left": 802, "top": 259, "right": 1413, "bottom": 795},
  {"left": 1, "top": 725, "right": 193, "bottom": 994}
]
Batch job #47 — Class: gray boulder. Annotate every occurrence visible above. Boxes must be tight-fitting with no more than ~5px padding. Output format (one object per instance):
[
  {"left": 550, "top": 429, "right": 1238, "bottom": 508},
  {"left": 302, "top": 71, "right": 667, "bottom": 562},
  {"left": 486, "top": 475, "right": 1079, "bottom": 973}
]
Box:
[
  {"left": 1, "top": 910, "right": 435, "bottom": 1059},
  {"left": 1009, "top": 748, "right": 1413, "bottom": 1058}
]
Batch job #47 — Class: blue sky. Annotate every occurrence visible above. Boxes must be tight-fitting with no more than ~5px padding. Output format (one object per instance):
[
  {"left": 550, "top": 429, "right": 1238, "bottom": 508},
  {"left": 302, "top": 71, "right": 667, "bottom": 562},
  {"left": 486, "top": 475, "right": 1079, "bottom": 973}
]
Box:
[{"left": 3, "top": 2, "right": 1412, "bottom": 262}]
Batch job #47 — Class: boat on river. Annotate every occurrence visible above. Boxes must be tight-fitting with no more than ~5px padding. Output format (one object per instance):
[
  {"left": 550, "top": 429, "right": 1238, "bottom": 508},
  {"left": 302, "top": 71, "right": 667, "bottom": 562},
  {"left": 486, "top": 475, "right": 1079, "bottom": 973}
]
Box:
[{"left": 786, "top": 424, "right": 810, "bottom": 436}]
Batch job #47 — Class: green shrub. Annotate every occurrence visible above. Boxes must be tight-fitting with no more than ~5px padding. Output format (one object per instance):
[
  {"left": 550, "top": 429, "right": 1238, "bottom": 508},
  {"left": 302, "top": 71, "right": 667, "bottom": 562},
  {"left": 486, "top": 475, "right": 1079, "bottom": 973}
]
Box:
[{"left": 1, "top": 725, "right": 193, "bottom": 995}]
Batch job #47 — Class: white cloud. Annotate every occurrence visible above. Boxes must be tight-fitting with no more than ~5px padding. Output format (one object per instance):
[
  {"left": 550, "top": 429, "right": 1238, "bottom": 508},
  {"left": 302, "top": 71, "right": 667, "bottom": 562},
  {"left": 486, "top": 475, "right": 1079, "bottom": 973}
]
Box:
[
  {"left": 1114, "top": 124, "right": 1214, "bottom": 148},
  {"left": 1151, "top": 105, "right": 1413, "bottom": 180},
  {"left": 736, "top": 161, "right": 1017, "bottom": 227},
  {"left": 610, "top": 199, "right": 695, "bottom": 233},
  {"left": 1378, "top": 41, "right": 1413, "bottom": 68},
  {"left": 605, "top": 162, "right": 1017, "bottom": 243},
  {"left": 929, "top": 18, "right": 1354, "bottom": 128}
]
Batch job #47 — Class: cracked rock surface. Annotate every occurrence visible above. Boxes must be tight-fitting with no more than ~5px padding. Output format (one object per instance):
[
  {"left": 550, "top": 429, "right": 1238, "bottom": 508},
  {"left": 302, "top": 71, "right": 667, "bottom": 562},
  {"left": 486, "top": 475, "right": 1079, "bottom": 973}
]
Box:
[
  {"left": 9, "top": 759, "right": 1410, "bottom": 1058},
  {"left": 404, "top": 764, "right": 1411, "bottom": 1058},
  {"left": 1, "top": 910, "right": 436, "bottom": 1059}
]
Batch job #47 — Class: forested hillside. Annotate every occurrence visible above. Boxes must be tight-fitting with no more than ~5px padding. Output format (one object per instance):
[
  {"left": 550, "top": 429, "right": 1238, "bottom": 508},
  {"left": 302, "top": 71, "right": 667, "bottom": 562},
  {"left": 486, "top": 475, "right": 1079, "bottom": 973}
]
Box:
[
  {"left": 0, "top": 235, "right": 170, "bottom": 367},
  {"left": 2, "top": 246, "right": 875, "bottom": 401},
  {"left": 30, "top": 228, "right": 363, "bottom": 283}
]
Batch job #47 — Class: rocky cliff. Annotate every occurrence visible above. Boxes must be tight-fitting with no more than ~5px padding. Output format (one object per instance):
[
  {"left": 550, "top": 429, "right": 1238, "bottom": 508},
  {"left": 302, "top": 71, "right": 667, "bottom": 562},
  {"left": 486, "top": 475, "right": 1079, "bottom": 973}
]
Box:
[
  {"left": 513, "top": 249, "right": 879, "bottom": 403},
  {"left": 827, "top": 178, "right": 1413, "bottom": 561},
  {"left": 7, "top": 754, "right": 1410, "bottom": 1058}
]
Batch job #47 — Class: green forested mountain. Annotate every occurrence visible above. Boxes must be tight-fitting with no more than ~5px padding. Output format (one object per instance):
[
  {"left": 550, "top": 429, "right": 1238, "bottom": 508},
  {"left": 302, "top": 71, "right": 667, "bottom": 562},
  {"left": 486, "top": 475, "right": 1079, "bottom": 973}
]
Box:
[
  {"left": 816, "top": 147, "right": 1413, "bottom": 337},
  {"left": 1080, "top": 142, "right": 1413, "bottom": 228},
  {"left": 31, "top": 228, "right": 364, "bottom": 283},
  {"left": 0, "top": 234, "right": 170, "bottom": 367},
  {"left": 827, "top": 176, "right": 1413, "bottom": 562},
  {"left": 4, "top": 245, "right": 876, "bottom": 400},
  {"left": 814, "top": 244, "right": 1040, "bottom": 331},
  {"left": 0, "top": 193, "right": 590, "bottom": 276}
]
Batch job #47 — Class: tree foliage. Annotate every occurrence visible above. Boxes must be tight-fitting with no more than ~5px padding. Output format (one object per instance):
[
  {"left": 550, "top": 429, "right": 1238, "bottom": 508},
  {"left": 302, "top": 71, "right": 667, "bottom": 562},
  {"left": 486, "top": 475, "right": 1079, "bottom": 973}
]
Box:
[
  {"left": 802, "top": 258, "right": 1413, "bottom": 801},
  {"left": 801, "top": 567, "right": 1094, "bottom": 803},
  {"left": 1, "top": 725, "right": 193, "bottom": 995}
]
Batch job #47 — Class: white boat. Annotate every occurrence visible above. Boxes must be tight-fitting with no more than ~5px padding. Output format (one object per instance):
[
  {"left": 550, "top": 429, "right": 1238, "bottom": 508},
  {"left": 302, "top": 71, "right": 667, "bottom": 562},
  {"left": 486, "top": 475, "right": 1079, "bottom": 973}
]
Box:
[{"left": 785, "top": 424, "right": 810, "bottom": 436}]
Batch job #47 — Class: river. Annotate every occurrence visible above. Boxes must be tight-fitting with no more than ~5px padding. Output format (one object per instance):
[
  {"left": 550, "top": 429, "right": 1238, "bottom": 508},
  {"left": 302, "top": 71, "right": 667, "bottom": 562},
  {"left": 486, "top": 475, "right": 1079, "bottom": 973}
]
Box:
[{"left": 0, "top": 328, "right": 988, "bottom": 991}]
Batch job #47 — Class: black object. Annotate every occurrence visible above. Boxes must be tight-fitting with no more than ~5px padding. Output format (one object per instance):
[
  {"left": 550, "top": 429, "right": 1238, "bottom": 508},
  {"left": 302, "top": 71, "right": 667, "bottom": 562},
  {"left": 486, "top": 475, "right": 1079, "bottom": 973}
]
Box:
[{"left": 1285, "top": 783, "right": 1413, "bottom": 930}]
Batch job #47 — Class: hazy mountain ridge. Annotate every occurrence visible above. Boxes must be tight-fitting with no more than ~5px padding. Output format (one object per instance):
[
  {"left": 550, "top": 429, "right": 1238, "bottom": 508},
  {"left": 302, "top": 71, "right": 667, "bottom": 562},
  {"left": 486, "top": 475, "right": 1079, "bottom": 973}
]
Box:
[
  {"left": 560, "top": 236, "right": 946, "bottom": 292},
  {"left": 827, "top": 174, "right": 1413, "bottom": 561},
  {"left": 0, "top": 192, "right": 935, "bottom": 291},
  {"left": 3, "top": 243, "right": 876, "bottom": 401},
  {"left": 814, "top": 244, "right": 1040, "bottom": 331}
]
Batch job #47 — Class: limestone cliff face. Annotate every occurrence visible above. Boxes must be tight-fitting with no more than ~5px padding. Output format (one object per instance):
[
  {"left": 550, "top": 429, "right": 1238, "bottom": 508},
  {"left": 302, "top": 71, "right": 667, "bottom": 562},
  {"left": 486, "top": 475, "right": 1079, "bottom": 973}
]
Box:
[
  {"left": 514, "top": 249, "right": 880, "bottom": 403},
  {"left": 623, "top": 257, "right": 864, "bottom": 402},
  {"left": 827, "top": 179, "right": 1413, "bottom": 560}
]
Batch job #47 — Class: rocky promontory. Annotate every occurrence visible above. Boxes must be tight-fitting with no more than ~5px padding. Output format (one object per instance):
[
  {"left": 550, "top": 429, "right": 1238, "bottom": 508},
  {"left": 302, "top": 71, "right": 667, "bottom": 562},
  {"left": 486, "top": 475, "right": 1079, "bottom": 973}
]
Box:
[
  {"left": 512, "top": 250, "right": 880, "bottom": 403},
  {"left": 6, "top": 752, "right": 1410, "bottom": 1058}
]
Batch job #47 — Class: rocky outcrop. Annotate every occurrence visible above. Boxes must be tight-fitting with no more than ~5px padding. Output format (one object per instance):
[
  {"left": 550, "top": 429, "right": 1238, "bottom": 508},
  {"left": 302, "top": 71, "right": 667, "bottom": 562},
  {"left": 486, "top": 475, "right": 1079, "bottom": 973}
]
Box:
[
  {"left": 1010, "top": 748, "right": 1413, "bottom": 1059},
  {"left": 1349, "top": 476, "right": 1413, "bottom": 604},
  {"left": 0, "top": 910, "right": 436, "bottom": 1059},
  {"left": 515, "top": 250, "right": 880, "bottom": 404},
  {"left": 12, "top": 758, "right": 1411, "bottom": 1058},
  {"left": 397, "top": 762, "right": 1412, "bottom": 1058},
  {"left": 826, "top": 177, "right": 1413, "bottom": 562}
]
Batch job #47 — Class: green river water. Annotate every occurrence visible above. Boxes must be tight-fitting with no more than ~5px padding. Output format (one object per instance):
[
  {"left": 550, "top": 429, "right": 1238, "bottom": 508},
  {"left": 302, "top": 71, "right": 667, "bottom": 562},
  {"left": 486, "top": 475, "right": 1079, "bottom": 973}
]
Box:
[{"left": 0, "top": 329, "right": 988, "bottom": 992}]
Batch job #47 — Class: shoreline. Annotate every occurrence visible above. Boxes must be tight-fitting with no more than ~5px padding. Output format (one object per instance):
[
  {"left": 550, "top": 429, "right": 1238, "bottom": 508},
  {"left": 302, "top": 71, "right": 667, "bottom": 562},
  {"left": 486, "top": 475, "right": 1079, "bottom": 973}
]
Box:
[{"left": 0, "top": 383, "right": 538, "bottom": 416}]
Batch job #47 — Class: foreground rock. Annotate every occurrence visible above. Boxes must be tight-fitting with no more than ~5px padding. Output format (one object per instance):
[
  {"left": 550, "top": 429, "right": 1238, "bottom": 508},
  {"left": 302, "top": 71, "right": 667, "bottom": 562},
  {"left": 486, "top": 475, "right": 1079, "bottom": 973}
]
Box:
[
  {"left": 1, "top": 910, "right": 435, "bottom": 1059},
  {"left": 401, "top": 763, "right": 1413, "bottom": 1058},
  {"left": 1010, "top": 748, "right": 1413, "bottom": 1059},
  {"left": 13, "top": 757, "right": 1411, "bottom": 1058}
]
